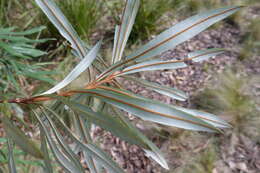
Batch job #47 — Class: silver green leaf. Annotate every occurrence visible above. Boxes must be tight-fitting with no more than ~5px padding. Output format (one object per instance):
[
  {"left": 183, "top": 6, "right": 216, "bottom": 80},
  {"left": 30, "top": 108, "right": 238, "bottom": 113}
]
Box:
[
  {"left": 126, "top": 6, "right": 240, "bottom": 62},
  {"left": 41, "top": 107, "right": 125, "bottom": 173},
  {"left": 97, "top": 6, "right": 241, "bottom": 79},
  {"left": 112, "top": 0, "right": 140, "bottom": 63},
  {"left": 124, "top": 76, "right": 188, "bottom": 101},
  {"left": 39, "top": 41, "right": 101, "bottom": 95},
  {"left": 112, "top": 25, "right": 120, "bottom": 64},
  {"left": 59, "top": 100, "right": 148, "bottom": 148},
  {"left": 35, "top": 0, "right": 87, "bottom": 58},
  {"left": 78, "top": 87, "right": 220, "bottom": 132},
  {"left": 171, "top": 106, "right": 231, "bottom": 128},
  {"left": 41, "top": 110, "right": 85, "bottom": 172},
  {"left": 109, "top": 106, "right": 169, "bottom": 169},
  {"left": 7, "top": 139, "right": 17, "bottom": 173},
  {"left": 119, "top": 48, "right": 225, "bottom": 75},
  {"left": 33, "top": 110, "right": 83, "bottom": 173},
  {"left": 119, "top": 59, "right": 187, "bottom": 75},
  {"left": 188, "top": 48, "right": 225, "bottom": 62}
]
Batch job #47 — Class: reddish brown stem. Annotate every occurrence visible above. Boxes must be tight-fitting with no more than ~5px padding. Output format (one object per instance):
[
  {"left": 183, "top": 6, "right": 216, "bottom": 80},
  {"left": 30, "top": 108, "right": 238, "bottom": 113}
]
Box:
[{"left": 0, "top": 73, "right": 118, "bottom": 105}]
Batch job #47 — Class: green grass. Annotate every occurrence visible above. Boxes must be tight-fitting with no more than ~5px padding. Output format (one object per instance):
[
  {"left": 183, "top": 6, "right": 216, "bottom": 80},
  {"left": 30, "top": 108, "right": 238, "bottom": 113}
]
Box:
[
  {"left": 180, "top": 144, "right": 218, "bottom": 173},
  {"left": 0, "top": 137, "right": 47, "bottom": 173},
  {"left": 239, "top": 18, "right": 260, "bottom": 60},
  {"left": 192, "top": 70, "right": 259, "bottom": 138},
  {"left": 129, "top": 0, "right": 178, "bottom": 43},
  {"left": 35, "top": 0, "right": 103, "bottom": 41},
  {"left": 0, "top": 0, "right": 34, "bottom": 27}
]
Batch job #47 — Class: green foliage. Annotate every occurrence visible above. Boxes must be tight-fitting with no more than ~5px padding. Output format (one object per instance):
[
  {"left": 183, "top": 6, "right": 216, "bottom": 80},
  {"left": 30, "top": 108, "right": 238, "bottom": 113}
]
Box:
[
  {"left": 0, "top": 0, "right": 241, "bottom": 172},
  {"left": 181, "top": 144, "right": 218, "bottom": 173},
  {"left": 192, "top": 70, "right": 259, "bottom": 135},
  {"left": 129, "top": 0, "right": 175, "bottom": 42},
  {"left": 239, "top": 18, "right": 260, "bottom": 60},
  {"left": 0, "top": 137, "right": 45, "bottom": 173},
  {"left": 36, "top": 0, "right": 103, "bottom": 40},
  {"left": 0, "top": 27, "right": 55, "bottom": 96},
  {"left": 0, "top": 0, "right": 34, "bottom": 27}
]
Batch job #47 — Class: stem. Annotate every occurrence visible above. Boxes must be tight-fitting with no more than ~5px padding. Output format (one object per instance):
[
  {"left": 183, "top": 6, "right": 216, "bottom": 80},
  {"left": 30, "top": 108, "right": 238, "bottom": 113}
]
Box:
[{"left": 0, "top": 73, "right": 118, "bottom": 104}]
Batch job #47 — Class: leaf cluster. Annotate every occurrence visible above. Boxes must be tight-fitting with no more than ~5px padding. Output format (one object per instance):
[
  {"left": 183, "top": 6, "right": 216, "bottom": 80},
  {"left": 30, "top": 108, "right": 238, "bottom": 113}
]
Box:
[
  {"left": 0, "top": 26, "right": 55, "bottom": 96},
  {"left": 0, "top": 0, "right": 241, "bottom": 172}
]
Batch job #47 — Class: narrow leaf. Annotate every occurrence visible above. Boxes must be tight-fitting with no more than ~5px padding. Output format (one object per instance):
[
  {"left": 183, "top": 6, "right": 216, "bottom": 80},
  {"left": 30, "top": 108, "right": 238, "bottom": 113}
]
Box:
[
  {"left": 189, "top": 48, "right": 225, "bottom": 62},
  {"left": 40, "top": 129, "right": 54, "bottom": 173},
  {"left": 112, "top": 25, "right": 120, "bottom": 64},
  {"left": 77, "top": 88, "right": 219, "bottom": 132},
  {"left": 85, "top": 144, "right": 125, "bottom": 173},
  {"left": 42, "top": 112, "right": 85, "bottom": 172},
  {"left": 39, "top": 107, "right": 125, "bottom": 173},
  {"left": 7, "top": 139, "right": 17, "bottom": 173},
  {"left": 119, "top": 59, "right": 187, "bottom": 75},
  {"left": 124, "top": 76, "right": 188, "bottom": 101},
  {"left": 35, "top": 0, "right": 87, "bottom": 58},
  {"left": 4, "top": 26, "right": 46, "bottom": 36},
  {"left": 33, "top": 110, "right": 83, "bottom": 173},
  {"left": 97, "top": 6, "right": 241, "bottom": 79},
  {"left": 113, "top": 0, "right": 140, "bottom": 63},
  {"left": 126, "top": 6, "right": 240, "bottom": 62},
  {"left": 109, "top": 106, "right": 169, "bottom": 169},
  {"left": 62, "top": 100, "right": 148, "bottom": 148},
  {"left": 1, "top": 116, "right": 43, "bottom": 159},
  {"left": 39, "top": 41, "right": 101, "bottom": 95},
  {"left": 119, "top": 48, "right": 225, "bottom": 75},
  {"left": 171, "top": 106, "right": 231, "bottom": 128}
]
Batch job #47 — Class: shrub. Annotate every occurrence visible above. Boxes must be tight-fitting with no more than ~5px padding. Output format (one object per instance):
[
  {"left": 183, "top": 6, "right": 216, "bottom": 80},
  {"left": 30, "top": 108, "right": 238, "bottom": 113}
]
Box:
[{"left": 0, "top": 0, "right": 241, "bottom": 172}]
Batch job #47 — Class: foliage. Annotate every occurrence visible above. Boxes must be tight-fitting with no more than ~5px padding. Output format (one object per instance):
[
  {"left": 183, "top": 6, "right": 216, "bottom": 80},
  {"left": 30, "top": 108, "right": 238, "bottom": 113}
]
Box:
[
  {"left": 192, "top": 70, "right": 259, "bottom": 137},
  {"left": 180, "top": 143, "right": 218, "bottom": 173},
  {"left": 0, "top": 0, "right": 241, "bottom": 172},
  {"left": 239, "top": 18, "right": 260, "bottom": 60},
  {"left": 36, "top": 0, "right": 103, "bottom": 41},
  {"left": 0, "top": 26, "right": 55, "bottom": 97},
  {"left": 0, "top": 137, "right": 46, "bottom": 173},
  {"left": 129, "top": 0, "right": 175, "bottom": 43}
]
